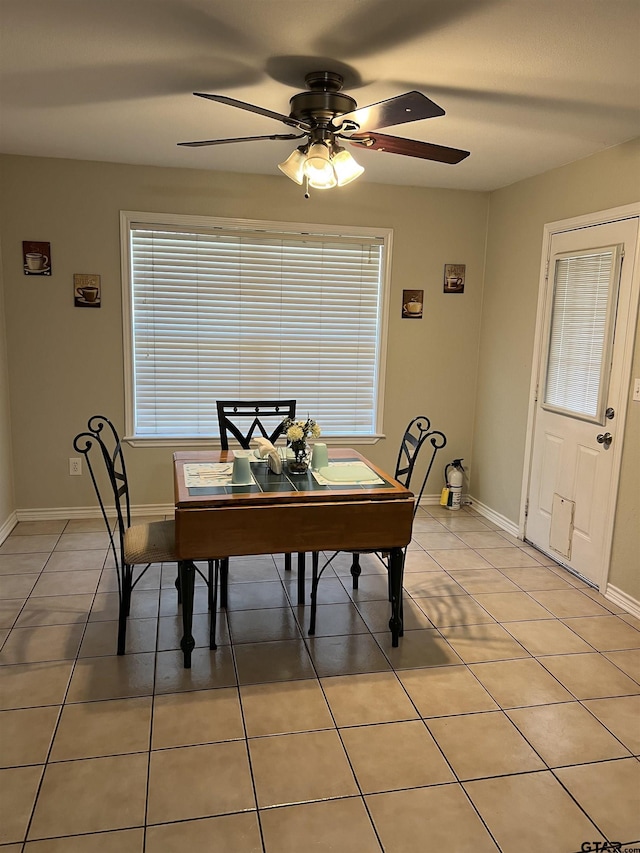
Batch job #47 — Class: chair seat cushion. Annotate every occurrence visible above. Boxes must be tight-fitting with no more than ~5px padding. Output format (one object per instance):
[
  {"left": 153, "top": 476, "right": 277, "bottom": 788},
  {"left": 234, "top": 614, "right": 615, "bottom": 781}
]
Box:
[{"left": 124, "top": 519, "right": 176, "bottom": 565}]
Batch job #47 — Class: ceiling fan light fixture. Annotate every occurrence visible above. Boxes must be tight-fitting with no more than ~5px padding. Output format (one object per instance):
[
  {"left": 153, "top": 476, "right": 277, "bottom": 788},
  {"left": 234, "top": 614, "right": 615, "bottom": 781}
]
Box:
[
  {"left": 331, "top": 147, "right": 365, "bottom": 186},
  {"left": 277, "top": 147, "right": 307, "bottom": 185},
  {"left": 304, "top": 142, "right": 337, "bottom": 189},
  {"left": 183, "top": 77, "right": 470, "bottom": 188}
]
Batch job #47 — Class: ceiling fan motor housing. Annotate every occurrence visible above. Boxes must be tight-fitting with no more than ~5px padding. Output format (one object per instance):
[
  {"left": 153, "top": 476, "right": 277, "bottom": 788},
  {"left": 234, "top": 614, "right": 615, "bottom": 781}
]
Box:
[{"left": 288, "top": 72, "right": 357, "bottom": 128}]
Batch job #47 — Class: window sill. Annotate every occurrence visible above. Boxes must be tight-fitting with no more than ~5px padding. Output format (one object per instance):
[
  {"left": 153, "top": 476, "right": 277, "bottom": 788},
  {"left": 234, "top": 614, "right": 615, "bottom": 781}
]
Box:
[{"left": 124, "top": 435, "right": 385, "bottom": 449}]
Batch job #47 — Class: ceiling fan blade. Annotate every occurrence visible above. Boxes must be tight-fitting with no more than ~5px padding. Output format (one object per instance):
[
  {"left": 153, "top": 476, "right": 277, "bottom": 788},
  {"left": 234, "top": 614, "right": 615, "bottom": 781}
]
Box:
[
  {"left": 194, "top": 93, "right": 311, "bottom": 131},
  {"left": 334, "top": 91, "right": 444, "bottom": 133},
  {"left": 178, "top": 133, "right": 306, "bottom": 148},
  {"left": 349, "top": 132, "right": 470, "bottom": 164}
]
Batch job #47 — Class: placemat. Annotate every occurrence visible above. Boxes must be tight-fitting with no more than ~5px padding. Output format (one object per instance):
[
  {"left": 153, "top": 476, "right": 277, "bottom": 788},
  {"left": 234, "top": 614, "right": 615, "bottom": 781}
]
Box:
[
  {"left": 184, "top": 462, "right": 238, "bottom": 487},
  {"left": 312, "top": 461, "right": 384, "bottom": 486}
]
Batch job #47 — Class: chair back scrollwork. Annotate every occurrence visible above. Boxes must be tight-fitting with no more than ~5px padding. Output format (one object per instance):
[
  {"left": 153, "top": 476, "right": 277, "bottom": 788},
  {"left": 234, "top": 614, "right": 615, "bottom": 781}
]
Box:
[
  {"left": 73, "top": 415, "right": 129, "bottom": 578},
  {"left": 394, "top": 416, "right": 447, "bottom": 514},
  {"left": 216, "top": 399, "right": 296, "bottom": 449}
]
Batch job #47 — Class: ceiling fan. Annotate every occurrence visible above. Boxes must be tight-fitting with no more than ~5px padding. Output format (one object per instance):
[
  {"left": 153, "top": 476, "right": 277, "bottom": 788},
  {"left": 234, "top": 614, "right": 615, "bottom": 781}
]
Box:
[{"left": 178, "top": 71, "right": 470, "bottom": 192}]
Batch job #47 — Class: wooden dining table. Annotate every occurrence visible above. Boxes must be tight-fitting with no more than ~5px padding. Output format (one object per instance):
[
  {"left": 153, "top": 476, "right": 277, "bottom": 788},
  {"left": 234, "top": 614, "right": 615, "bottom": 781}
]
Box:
[{"left": 173, "top": 448, "right": 414, "bottom": 667}]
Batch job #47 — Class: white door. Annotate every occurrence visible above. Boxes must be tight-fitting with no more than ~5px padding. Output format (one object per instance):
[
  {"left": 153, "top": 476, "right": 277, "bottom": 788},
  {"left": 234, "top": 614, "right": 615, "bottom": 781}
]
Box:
[{"left": 525, "top": 215, "right": 639, "bottom": 587}]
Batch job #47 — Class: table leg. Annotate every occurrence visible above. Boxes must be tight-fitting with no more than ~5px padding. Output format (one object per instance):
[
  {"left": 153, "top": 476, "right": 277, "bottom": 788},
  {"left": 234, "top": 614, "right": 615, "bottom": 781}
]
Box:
[
  {"left": 387, "top": 547, "right": 405, "bottom": 647},
  {"left": 297, "top": 552, "right": 306, "bottom": 605},
  {"left": 179, "top": 560, "right": 196, "bottom": 668},
  {"left": 350, "top": 552, "right": 361, "bottom": 589},
  {"left": 309, "top": 553, "right": 319, "bottom": 635},
  {"left": 220, "top": 558, "right": 229, "bottom": 608},
  {"left": 209, "top": 559, "right": 219, "bottom": 650}
]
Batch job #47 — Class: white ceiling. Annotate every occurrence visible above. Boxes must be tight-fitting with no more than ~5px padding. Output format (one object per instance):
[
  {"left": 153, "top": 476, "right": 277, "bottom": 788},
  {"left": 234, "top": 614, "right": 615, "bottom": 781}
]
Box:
[{"left": 1, "top": 0, "right": 639, "bottom": 191}]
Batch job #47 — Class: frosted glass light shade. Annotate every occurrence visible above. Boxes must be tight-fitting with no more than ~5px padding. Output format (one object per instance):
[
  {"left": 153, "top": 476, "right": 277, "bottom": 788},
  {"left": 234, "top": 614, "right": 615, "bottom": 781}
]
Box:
[
  {"left": 304, "top": 143, "right": 337, "bottom": 189},
  {"left": 332, "top": 148, "right": 365, "bottom": 186},
  {"left": 278, "top": 148, "right": 307, "bottom": 185}
]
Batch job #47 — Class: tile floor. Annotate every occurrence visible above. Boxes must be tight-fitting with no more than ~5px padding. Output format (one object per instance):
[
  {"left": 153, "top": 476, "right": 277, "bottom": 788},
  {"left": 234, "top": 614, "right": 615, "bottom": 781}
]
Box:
[{"left": 0, "top": 506, "right": 639, "bottom": 852}]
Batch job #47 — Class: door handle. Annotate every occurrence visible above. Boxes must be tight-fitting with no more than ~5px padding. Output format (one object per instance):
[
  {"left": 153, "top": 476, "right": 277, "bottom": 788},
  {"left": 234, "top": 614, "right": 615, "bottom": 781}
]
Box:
[{"left": 596, "top": 432, "right": 612, "bottom": 448}]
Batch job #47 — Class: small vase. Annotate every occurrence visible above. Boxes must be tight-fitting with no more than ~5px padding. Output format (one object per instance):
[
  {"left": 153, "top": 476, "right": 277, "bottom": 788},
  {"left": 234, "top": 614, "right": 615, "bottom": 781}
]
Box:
[{"left": 288, "top": 442, "right": 309, "bottom": 474}]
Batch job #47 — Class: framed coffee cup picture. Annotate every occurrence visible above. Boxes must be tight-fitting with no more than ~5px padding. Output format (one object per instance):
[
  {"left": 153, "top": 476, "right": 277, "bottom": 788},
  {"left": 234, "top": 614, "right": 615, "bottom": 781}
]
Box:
[
  {"left": 444, "top": 263, "right": 465, "bottom": 293},
  {"left": 74, "top": 274, "right": 101, "bottom": 308},
  {"left": 23, "top": 241, "right": 51, "bottom": 276},
  {"left": 402, "top": 289, "right": 424, "bottom": 319}
]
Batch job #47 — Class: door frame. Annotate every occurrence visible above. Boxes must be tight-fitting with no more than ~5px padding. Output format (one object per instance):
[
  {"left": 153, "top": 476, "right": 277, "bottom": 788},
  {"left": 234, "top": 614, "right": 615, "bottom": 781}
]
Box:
[{"left": 519, "top": 202, "right": 640, "bottom": 589}]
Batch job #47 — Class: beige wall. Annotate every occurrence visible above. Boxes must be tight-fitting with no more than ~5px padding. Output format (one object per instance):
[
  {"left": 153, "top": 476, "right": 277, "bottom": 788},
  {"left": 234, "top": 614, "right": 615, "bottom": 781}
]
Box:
[
  {"left": 2, "top": 145, "right": 637, "bottom": 599},
  {"left": 0, "top": 243, "right": 15, "bottom": 527},
  {"left": 473, "top": 138, "right": 640, "bottom": 597},
  {"left": 0, "top": 154, "right": 489, "bottom": 512}
]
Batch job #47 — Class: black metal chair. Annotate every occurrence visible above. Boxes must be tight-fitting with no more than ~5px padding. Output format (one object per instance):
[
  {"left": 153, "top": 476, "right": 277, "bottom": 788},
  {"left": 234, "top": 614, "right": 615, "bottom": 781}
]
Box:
[
  {"left": 216, "top": 400, "right": 296, "bottom": 450},
  {"left": 215, "top": 400, "right": 309, "bottom": 604},
  {"left": 73, "top": 415, "right": 218, "bottom": 657},
  {"left": 308, "top": 415, "right": 447, "bottom": 635}
]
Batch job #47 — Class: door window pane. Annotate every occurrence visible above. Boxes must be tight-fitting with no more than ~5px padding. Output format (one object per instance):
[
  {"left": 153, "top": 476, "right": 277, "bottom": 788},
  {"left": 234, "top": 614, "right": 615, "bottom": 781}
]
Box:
[{"left": 544, "top": 246, "right": 620, "bottom": 421}]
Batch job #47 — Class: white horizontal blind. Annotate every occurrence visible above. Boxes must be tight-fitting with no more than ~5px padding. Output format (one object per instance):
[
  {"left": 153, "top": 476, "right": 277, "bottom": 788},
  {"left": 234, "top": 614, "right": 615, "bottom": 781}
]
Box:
[
  {"left": 129, "top": 222, "right": 386, "bottom": 438},
  {"left": 544, "top": 247, "right": 618, "bottom": 420}
]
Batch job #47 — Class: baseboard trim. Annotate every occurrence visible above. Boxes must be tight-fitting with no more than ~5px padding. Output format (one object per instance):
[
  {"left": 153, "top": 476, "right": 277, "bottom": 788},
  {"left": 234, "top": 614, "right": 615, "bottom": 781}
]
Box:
[
  {"left": 465, "top": 496, "right": 519, "bottom": 537},
  {"left": 0, "top": 511, "right": 19, "bottom": 545},
  {"left": 417, "top": 493, "right": 445, "bottom": 507},
  {"left": 15, "top": 504, "right": 175, "bottom": 522},
  {"left": 604, "top": 584, "right": 640, "bottom": 620}
]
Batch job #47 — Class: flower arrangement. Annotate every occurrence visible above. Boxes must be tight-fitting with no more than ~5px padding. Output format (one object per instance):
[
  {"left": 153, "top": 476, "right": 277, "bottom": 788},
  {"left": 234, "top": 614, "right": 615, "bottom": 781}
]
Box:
[
  {"left": 282, "top": 416, "right": 321, "bottom": 472},
  {"left": 282, "top": 416, "right": 321, "bottom": 446}
]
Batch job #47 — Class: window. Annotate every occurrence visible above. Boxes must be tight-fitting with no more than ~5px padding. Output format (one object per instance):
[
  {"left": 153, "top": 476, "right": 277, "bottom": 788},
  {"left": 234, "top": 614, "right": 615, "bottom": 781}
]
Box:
[
  {"left": 121, "top": 212, "right": 392, "bottom": 442},
  {"left": 543, "top": 245, "right": 622, "bottom": 423}
]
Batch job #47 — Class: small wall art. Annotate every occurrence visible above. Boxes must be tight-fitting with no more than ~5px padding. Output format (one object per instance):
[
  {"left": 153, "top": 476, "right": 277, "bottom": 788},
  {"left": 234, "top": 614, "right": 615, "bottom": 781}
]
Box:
[
  {"left": 444, "top": 263, "right": 465, "bottom": 293},
  {"left": 74, "top": 274, "right": 101, "bottom": 308},
  {"left": 23, "top": 241, "right": 51, "bottom": 276},
  {"left": 402, "top": 289, "right": 424, "bottom": 319}
]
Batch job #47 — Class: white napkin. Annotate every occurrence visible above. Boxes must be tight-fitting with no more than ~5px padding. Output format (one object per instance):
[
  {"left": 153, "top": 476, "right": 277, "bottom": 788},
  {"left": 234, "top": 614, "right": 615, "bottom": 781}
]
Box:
[{"left": 253, "top": 437, "right": 276, "bottom": 458}]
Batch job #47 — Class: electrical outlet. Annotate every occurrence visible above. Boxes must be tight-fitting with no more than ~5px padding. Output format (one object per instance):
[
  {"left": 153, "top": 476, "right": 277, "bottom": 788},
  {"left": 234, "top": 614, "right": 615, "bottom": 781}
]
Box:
[{"left": 69, "top": 457, "right": 82, "bottom": 476}]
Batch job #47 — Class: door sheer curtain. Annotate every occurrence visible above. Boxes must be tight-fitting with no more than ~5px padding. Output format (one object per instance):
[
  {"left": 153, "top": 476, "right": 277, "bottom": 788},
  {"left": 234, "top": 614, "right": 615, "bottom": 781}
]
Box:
[{"left": 121, "top": 213, "right": 391, "bottom": 441}]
